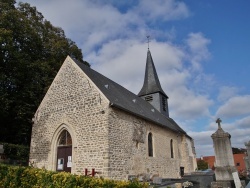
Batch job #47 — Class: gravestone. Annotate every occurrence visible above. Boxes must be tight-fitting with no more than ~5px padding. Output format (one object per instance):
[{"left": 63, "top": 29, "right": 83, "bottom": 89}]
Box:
[
  {"left": 211, "top": 118, "right": 243, "bottom": 188},
  {"left": 0, "top": 144, "right": 4, "bottom": 160},
  {"left": 183, "top": 170, "right": 215, "bottom": 188},
  {"left": 0, "top": 145, "right": 4, "bottom": 154},
  {"left": 232, "top": 172, "right": 242, "bottom": 188},
  {"left": 245, "top": 141, "right": 250, "bottom": 171}
]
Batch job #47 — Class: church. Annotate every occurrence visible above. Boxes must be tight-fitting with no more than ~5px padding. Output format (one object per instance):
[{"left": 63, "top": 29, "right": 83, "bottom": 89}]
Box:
[{"left": 29, "top": 49, "right": 197, "bottom": 180}]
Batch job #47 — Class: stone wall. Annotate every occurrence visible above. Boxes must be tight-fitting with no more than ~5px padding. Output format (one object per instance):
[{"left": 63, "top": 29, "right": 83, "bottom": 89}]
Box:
[
  {"left": 29, "top": 57, "right": 111, "bottom": 176},
  {"left": 245, "top": 141, "right": 250, "bottom": 170},
  {"left": 180, "top": 136, "right": 197, "bottom": 173},
  {"left": 106, "top": 108, "right": 193, "bottom": 180}
]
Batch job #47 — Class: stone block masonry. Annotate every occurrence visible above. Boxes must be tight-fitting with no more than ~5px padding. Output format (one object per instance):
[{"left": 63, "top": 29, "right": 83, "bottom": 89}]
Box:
[{"left": 30, "top": 57, "right": 111, "bottom": 176}]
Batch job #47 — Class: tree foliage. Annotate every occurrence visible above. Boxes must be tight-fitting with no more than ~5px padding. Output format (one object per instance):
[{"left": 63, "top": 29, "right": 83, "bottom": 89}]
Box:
[
  {"left": 197, "top": 160, "right": 208, "bottom": 170},
  {"left": 1, "top": 142, "right": 29, "bottom": 161},
  {"left": 232, "top": 147, "right": 246, "bottom": 154},
  {"left": 0, "top": 0, "right": 89, "bottom": 145}
]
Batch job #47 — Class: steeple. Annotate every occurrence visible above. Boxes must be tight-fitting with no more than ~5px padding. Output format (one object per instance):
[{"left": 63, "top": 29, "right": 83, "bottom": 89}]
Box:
[
  {"left": 138, "top": 50, "right": 167, "bottom": 97},
  {"left": 138, "top": 49, "right": 169, "bottom": 117}
]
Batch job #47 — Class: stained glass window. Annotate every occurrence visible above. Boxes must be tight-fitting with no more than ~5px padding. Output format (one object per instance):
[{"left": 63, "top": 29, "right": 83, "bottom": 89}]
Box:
[{"left": 58, "top": 130, "right": 72, "bottom": 146}]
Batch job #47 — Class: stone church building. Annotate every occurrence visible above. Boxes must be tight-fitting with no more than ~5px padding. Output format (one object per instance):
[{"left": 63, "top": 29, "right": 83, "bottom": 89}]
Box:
[{"left": 29, "top": 50, "right": 197, "bottom": 180}]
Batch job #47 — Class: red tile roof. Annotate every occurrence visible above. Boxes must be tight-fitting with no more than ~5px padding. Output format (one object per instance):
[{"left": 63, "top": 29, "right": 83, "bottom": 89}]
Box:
[{"left": 197, "top": 153, "right": 246, "bottom": 172}]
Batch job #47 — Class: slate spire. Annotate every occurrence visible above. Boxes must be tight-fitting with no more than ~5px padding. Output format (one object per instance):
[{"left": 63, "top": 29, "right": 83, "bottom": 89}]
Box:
[
  {"left": 138, "top": 49, "right": 169, "bottom": 117},
  {"left": 138, "top": 50, "right": 168, "bottom": 98}
]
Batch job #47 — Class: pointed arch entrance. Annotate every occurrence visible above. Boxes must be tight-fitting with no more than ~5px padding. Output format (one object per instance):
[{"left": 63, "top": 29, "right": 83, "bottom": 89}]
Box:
[{"left": 56, "top": 130, "right": 72, "bottom": 172}]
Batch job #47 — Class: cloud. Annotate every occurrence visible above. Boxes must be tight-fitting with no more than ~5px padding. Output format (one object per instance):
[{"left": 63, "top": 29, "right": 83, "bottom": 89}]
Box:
[
  {"left": 190, "top": 117, "right": 250, "bottom": 156},
  {"left": 204, "top": 116, "right": 250, "bottom": 156},
  {"left": 236, "top": 116, "right": 250, "bottom": 129},
  {"left": 19, "top": 0, "right": 213, "bottom": 122},
  {"left": 188, "top": 131, "right": 214, "bottom": 156},
  {"left": 88, "top": 39, "right": 186, "bottom": 91},
  {"left": 186, "top": 32, "right": 211, "bottom": 71},
  {"left": 230, "top": 128, "right": 250, "bottom": 144},
  {"left": 217, "top": 86, "right": 239, "bottom": 102},
  {"left": 169, "top": 86, "right": 213, "bottom": 119},
  {"left": 134, "top": 0, "right": 190, "bottom": 22},
  {"left": 87, "top": 36, "right": 213, "bottom": 121},
  {"left": 20, "top": 0, "right": 190, "bottom": 54},
  {"left": 19, "top": 0, "right": 137, "bottom": 52},
  {"left": 216, "top": 95, "right": 250, "bottom": 118}
]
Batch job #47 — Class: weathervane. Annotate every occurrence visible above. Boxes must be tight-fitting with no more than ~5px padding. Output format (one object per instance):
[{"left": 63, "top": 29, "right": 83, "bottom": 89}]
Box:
[{"left": 146, "top": 35, "right": 151, "bottom": 50}]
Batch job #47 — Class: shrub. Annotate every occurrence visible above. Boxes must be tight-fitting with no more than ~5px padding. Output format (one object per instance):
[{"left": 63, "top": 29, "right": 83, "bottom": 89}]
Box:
[
  {"left": 1, "top": 143, "right": 29, "bottom": 161},
  {"left": 0, "top": 164, "right": 148, "bottom": 188}
]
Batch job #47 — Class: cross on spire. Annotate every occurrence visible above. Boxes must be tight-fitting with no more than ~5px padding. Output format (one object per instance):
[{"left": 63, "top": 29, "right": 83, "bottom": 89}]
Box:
[
  {"left": 216, "top": 118, "right": 222, "bottom": 129},
  {"left": 146, "top": 35, "right": 150, "bottom": 50}
]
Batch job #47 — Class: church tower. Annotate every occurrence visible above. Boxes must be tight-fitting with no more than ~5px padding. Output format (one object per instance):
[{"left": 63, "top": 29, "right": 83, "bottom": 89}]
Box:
[{"left": 138, "top": 49, "right": 169, "bottom": 117}]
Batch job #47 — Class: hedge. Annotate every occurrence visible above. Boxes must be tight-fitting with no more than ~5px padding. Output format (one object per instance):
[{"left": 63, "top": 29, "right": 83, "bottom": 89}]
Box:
[
  {"left": 1, "top": 143, "right": 29, "bottom": 161},
  {"left": 0, "top": 164, "right": 149, "bottom": 188}
]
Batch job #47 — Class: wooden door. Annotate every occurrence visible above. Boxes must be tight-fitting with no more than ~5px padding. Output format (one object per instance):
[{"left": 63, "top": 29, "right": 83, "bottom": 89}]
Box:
[{"left": 57, "top": 146, "right": 72, "bottom": 172}]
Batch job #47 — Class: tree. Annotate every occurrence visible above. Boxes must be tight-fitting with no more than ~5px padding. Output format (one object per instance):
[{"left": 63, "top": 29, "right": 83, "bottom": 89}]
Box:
[
  {"left": 197, "top": 160, "right": 209, "bottom": 170},
  {"left": 232, "top": 147, "right": 246, "bottom": 154},
  {"left": 0, "top": 0, "right": 89, "bottom": 145}
]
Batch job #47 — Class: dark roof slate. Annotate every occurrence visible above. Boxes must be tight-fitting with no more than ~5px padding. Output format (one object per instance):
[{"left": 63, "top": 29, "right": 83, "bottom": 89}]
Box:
[
  {"left": 138, "top": 50, "right": 168, "bottom": 98},
  {"left": 73, "top": 57, "right": 185, "bottom": 134}
]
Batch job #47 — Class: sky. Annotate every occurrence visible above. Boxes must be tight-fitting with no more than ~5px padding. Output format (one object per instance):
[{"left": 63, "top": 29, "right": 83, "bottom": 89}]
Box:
[{"left": 17, "top": 0, "right": 250, "bottom": 157}]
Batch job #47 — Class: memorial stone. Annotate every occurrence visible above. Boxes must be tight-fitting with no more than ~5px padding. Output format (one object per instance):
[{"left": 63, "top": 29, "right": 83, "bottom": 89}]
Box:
[
  {"left": 0, "top": 145, "right": 4, "bottom": 154},
  {"left": 245, "top": 141, "right": 250, "bottom": 171},
  {"left": 211, "top": 118, "right": 243, "bottom": 188},
  {"left": 0, "top": 144, "right": 4, "bottom": 160}
]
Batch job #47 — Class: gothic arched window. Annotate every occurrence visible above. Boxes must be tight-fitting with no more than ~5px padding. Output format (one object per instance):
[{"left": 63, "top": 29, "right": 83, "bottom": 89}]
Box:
[
  {"left": 170, "top": 139, "right": 174, "bottom": 158},
  {"left": 58, "top": 130, "right": 72, "bottom": 146},
  {"left": 148, "top": 132, "right": 153, "bottom": 157}
]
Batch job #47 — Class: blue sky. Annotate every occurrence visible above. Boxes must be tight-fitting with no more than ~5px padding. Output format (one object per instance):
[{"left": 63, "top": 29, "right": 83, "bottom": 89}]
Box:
[{"left": 17, "top": 0, "right": 250, "bottom": 157}]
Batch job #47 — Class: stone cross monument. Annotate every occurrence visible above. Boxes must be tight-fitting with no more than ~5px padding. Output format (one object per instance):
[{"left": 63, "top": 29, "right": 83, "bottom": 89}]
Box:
[
  {"left": 211, "top": 118, "right": 243, "bottom": 188},
  {"left": 245, "top": 141, "right": 250, "bottom": 171}
]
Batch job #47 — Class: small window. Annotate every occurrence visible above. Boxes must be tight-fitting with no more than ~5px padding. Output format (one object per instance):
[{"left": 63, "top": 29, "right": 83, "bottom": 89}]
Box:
[
  {"left": 170, "top": 139, "right": 174, "bottom": 158},
  {"left": 145, "top": 95, "right": 153, "bottom": 101},
  {"left": 162, "top": 97, "right": 166, "bottom": 111},
  {"left": 136, "top": 141, "right": 139, "bottom": 149},
  {"left": 58, "top": 130, "right": 72, "bottom": 146},
  {"left": 148, "top": 133, "right": 153, "bottom": 157},
  {"left": 236, "top": 163, "right": 240, "bottom": 166}
]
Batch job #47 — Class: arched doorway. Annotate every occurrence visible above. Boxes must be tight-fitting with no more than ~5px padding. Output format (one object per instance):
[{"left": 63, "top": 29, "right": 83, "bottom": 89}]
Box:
[{"left": 56, "top": 130, "right": 72, "bottom": 172}]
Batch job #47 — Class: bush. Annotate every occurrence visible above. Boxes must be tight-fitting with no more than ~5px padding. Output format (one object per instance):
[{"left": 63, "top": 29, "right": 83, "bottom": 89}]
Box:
[
  {"left": 0, "top": 164, "right": 148, "bottom": 188},
  {"left": 0, "top": 143, "right": 29, "bottom": 166},
  {"left": 197, "top": 159, "right": 208, "bottom": 170},
  {"left": 1, "top": 143, "right": 29, "bottom": 161}
]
